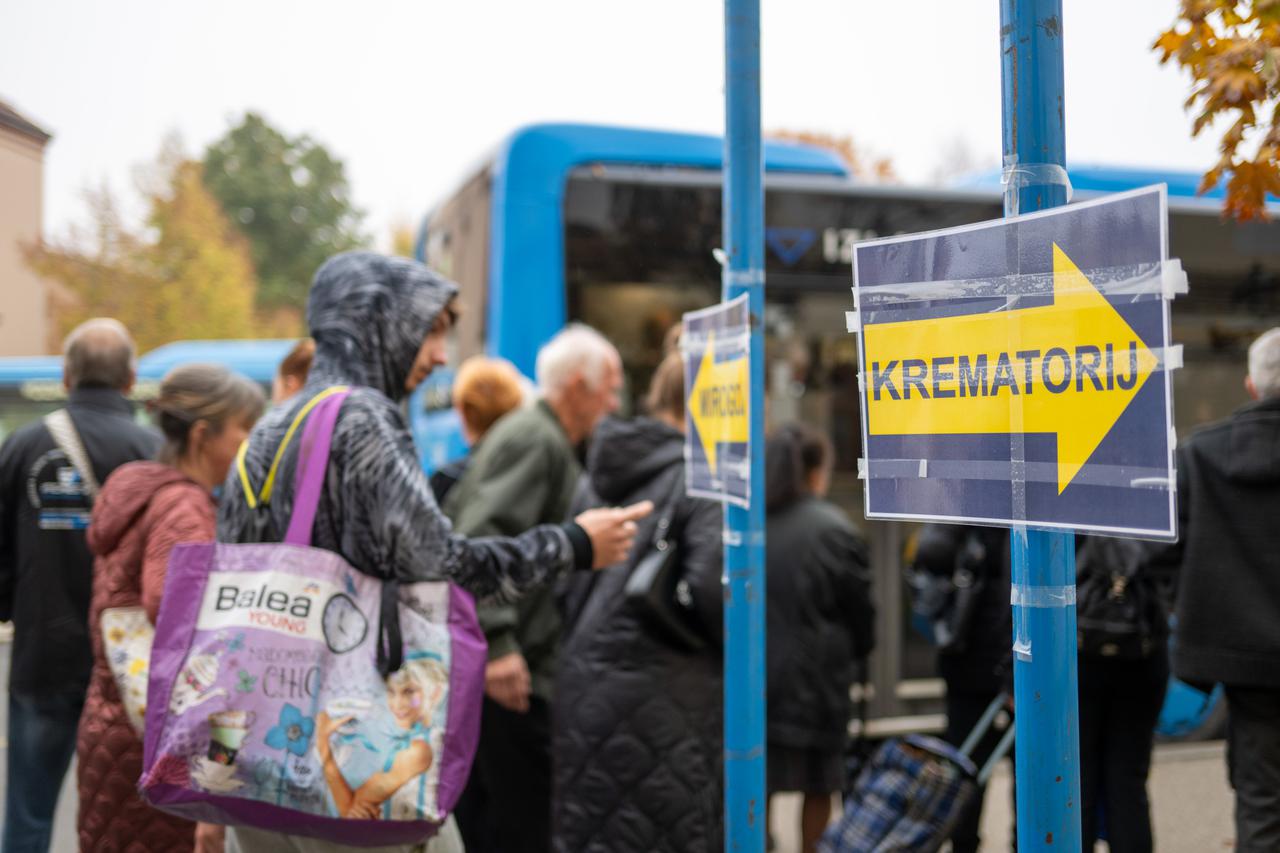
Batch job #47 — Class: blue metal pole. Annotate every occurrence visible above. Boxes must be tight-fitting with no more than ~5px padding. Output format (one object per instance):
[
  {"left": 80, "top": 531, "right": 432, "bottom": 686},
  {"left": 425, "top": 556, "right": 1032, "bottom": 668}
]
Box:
[
  {"left": 999, "top": 1, "right": 1081, "bottom": 851},
  {"left": 723, "top": 0, "right": 766, "bottom": 849}
]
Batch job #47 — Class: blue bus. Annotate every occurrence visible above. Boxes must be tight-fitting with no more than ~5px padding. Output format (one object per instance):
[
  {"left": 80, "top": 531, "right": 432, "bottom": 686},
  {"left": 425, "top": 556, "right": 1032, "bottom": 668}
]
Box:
[{"left": 415, "top": 122, "right": 1280, "bottom": 737}]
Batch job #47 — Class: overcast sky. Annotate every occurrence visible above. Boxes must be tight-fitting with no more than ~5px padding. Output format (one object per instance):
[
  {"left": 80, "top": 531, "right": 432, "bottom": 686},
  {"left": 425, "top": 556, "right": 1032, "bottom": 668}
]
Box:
[{"left": 1, "top": 0, "right": 1219, "bottom": 247}]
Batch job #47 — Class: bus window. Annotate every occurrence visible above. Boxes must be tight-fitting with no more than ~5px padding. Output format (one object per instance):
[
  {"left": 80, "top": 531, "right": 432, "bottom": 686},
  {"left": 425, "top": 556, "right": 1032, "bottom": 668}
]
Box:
[{"left": 561, "top": 170, "right": 1000, "bottom": 720}]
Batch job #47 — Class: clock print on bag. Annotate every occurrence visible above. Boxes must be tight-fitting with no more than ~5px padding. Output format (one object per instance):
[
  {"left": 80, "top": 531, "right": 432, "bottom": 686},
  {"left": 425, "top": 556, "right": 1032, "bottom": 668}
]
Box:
[{"left": 322, "top": 593, "right": 369, "bottom": 654}]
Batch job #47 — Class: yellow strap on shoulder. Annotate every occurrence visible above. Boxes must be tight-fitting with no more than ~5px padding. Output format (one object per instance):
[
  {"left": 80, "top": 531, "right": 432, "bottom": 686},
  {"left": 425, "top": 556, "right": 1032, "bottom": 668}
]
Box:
[{"left": 235, "top": 385, "right": 350, "bottom": 510}]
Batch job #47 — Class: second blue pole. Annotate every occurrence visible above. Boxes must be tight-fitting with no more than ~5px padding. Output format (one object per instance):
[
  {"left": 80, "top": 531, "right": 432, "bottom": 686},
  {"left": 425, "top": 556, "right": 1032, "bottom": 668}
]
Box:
[
  {"left": 723, "top": 0, "right": 766, "bottom": 849},
  {"left": 999, "top": 1, "right": 1083, "bottom": 850}
]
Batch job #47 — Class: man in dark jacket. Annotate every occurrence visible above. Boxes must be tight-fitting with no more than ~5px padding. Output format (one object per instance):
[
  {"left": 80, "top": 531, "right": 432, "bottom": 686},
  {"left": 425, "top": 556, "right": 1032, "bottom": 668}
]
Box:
[
  {"left": 0, "top": 319, "right": 158, "bottom": 853},
  {"left": 447, "top": 324, "right": 622, "bottom": 853},
  {"left": 1167, "top": 327, "right": 1280, "bottom": 853}
]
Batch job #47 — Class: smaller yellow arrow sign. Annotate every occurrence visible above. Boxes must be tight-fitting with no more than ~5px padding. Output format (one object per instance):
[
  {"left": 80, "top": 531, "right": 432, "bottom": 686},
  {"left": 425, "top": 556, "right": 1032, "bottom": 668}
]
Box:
[
  {"left": 687, "top": 330, "right": 749, "bottom": 477},
  {"left": 864, "top": 243, "right": 1160, "bottom": 494}
]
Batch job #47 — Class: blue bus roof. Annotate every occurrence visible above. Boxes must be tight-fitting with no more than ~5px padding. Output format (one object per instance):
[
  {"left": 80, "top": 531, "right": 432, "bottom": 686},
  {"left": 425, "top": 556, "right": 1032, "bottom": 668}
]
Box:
[
  {"left": 0, "top": 339, "right": 297, "bottom": 388},
  {"left": 495, "top": 123, "right": 851, "bottom": 176},
  {"left": 137, "top": 339, "right": 296, "bottom": 382},
  {"left": 483, "top": 123, "right": 849, "bottom": 375},
  {"left": 0, "top": 356, "right": 63, "bottom": 385}
]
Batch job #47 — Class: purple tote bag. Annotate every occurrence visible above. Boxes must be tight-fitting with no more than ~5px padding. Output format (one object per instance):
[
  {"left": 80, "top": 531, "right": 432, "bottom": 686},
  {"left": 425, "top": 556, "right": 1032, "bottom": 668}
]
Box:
[{"left": 139, "top": 389, "right": 486, "bottom": 846}]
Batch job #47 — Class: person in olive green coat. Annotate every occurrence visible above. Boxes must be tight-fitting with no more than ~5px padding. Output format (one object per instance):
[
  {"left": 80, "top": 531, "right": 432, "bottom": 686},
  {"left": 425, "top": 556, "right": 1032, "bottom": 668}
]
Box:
[{"left": 446, "top": 324, "right": 622, "bottom": 853}]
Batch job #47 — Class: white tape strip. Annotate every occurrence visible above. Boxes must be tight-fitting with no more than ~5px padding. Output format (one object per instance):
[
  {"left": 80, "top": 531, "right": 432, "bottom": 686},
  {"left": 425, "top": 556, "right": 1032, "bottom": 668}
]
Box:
[
  {"left": 1162, "top": 343, "right": 1184, "bottom": 371},
  {"left": 853, "top": 262, "right": 1165, "bottom": 308},
  {"left": 1130, "top": 477, "right": 1173, "bottom": 488},
  {"left": 845, "top": 311, "right": 860, "bottom": 333},
  {"left": 857, "top": 457, "right": 867, "bottom": 480},
  {"left": 723, "top": 269, "right": 764, "bottom": 288},
  {"left": 1162, "top": 258, "right": 1189, "bottom": 299},
  {"left": 1010, "top": 584, "right": 1077, "bottom": 608},
  {"left": 862, "top": 457, "right": 1173, "bottom": 489},
  {"left": 722, "top": 528, "right": 765, "bottom": 548}
]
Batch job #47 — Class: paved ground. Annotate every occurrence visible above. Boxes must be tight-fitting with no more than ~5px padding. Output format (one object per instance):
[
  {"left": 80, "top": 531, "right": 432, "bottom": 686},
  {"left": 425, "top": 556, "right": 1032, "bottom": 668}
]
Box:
[{"left": 769, "top": 740, "right": 1235, "bottom": 852}]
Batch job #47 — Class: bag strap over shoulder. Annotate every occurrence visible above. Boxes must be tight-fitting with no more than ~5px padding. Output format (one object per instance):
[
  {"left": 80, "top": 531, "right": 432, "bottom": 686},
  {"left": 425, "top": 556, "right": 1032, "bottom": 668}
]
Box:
[
  {"left": 652, "top": 464, "right": 688, "bottom": 552},
  {"left": 235, "top": 386, "right": 349, "bottom": 510},
  {"left": 283, "top": 388, "right": 351, "bottom": 546},
  {"left": 44, "top": 409, "right": 100, "bottom": 499}
]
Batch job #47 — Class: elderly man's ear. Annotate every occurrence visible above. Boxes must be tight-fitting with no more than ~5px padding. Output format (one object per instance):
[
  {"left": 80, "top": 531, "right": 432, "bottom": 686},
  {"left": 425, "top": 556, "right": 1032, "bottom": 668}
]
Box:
[{"left": 1247, "top": 375, "right": 1260, "bottom": 401}]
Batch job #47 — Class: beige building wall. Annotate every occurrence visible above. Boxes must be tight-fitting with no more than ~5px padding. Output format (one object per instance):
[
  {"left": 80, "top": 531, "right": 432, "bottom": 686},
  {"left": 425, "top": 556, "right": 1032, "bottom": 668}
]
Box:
[{"left": 0, "top": 114, "right": 49, "bottom": 356}]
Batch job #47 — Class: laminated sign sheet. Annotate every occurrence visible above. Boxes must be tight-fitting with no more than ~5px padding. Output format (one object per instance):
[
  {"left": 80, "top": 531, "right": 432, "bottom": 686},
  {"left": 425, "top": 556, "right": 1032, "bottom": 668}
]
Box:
[
  {"left": 850, "top": 185, "right": 1181, "bottom": 539},
  {"left": 683, "top": 294, "right": 751, "bottom": 507}
]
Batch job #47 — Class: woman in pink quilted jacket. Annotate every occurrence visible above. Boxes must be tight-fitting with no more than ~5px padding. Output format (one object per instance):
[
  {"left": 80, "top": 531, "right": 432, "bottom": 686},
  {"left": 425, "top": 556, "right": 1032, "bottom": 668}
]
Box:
[{"left": 78, "top": 364, "right": 264, "bottom": 852}]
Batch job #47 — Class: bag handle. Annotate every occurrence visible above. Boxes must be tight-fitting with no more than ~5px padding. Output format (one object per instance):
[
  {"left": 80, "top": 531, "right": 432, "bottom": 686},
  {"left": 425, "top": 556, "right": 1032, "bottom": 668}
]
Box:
[
  {"left": 277, "top": 389, "right": 405, "bottom": 677},
  {"left": 235, "top": 385, "right": 349, "bottom": 510},
  {"left": 652, "top": 464, "right": 687, "bottom": 552},
  {"left": 284, "top": 389, "right": 351, "bottom": 546},
  {"left": 44, "top": 409, "right": 100, "bottom": 499}
]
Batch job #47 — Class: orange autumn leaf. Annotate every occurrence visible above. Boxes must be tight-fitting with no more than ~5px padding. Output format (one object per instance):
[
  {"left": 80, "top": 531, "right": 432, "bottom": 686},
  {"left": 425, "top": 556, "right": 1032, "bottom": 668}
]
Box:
[{"left": 1157, "top": 0, "right": 1280, "bottom": 220}]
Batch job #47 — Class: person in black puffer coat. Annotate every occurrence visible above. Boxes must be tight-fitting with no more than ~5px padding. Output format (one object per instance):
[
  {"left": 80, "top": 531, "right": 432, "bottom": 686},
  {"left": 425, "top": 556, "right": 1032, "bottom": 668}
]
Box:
[
  {"left": 553, "top": 352, "right": 724, "bottom": 853},
  {"left": 765, "top": 423, "right": 875, "bottom": 853}
]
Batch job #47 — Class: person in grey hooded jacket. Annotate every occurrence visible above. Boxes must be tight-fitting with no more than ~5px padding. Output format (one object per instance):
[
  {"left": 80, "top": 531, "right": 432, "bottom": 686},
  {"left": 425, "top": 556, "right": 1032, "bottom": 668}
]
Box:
[{"left": 219, "top": 252, "right": 649, "bottom": 853}]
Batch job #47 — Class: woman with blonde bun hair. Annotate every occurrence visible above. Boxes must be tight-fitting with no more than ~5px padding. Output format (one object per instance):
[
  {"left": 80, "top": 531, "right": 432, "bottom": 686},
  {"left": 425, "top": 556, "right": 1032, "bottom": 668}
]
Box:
[{"left": 77, "top": 364, "right": 264, "bottom": 853}]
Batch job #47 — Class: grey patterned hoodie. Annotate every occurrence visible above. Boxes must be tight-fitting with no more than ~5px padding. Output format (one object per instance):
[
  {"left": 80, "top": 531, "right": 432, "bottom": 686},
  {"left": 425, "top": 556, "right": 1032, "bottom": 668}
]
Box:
[{"left": 217, "top": 252, "right": 589, "bottom": 604}]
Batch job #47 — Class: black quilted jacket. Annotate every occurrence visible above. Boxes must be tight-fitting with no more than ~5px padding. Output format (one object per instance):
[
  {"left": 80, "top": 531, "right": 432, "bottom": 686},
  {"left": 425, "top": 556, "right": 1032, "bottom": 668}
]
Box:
[{"left": 553, "top": 417, "right": 723, "bottom": 853}]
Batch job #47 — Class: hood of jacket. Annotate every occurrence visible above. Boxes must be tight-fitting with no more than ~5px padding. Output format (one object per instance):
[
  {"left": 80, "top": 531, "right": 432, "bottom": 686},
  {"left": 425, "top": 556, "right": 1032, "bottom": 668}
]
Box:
[
  {"left": 88, "top": 461, "right": 198, "bottom": 557},
  {"left": 1219, "top": 396, "right": 1280, "bottom": 484},
  {"left": 306, "top": 252, "right": 459, "bottom": 402},
  {"left": 585, "top": 417, "right": 684, "bottom": 504}
]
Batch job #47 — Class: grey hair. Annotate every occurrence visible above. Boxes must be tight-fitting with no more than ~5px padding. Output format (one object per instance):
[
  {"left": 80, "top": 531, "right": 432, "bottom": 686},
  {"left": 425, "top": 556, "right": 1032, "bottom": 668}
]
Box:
[
  {"left": 1249, "top": 327, "right": 1280, "bottom": 399},
  {"left": 62, "top": 318, "right": 136, "bottom": 391},
  {"left": 535, "top": 324, "right": 618, "bottom": 396}
]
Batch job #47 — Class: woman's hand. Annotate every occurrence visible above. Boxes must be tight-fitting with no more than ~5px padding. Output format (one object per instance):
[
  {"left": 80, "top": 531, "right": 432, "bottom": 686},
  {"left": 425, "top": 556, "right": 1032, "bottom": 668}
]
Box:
[
  {"left": 314, "top": 711, "right": 353, "bottom": 763},
  {"left": 347, "top": 800, "right": 382, "bottom": 820},
  {"left": 575, "top": 501, "right": 654, "bottom": 568}
]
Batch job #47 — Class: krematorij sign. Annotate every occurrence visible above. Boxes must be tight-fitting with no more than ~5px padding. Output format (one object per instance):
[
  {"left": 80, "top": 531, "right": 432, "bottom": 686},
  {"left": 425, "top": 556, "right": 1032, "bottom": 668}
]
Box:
[
  {"left": 851, "top": 186, "right": 1179, "bottom": 539},
  {"left": 683, "top": 295, "right": 751, "bottom": 507}
]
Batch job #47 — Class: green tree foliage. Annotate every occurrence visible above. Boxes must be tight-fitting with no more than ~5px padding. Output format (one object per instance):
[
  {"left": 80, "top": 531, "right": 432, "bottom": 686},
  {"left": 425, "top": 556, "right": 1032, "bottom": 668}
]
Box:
[
  {"left": 203, "top": 112, "right": 367, "bottom": 312},
  {"left": 27, "top": 154, "right": 259, "bottom": 352},
  {"left": 1156, "top": 0, "right": 1280, "bottom": 220}
]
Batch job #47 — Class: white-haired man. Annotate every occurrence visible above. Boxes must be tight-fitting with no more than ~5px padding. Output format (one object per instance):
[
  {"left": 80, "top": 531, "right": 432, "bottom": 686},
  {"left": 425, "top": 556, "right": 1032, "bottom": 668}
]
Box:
[
  {"left": 1167, "top": 327, "right": 1280, "bottom": 853},
  {"left": 0, "top": 319, "right": 159, "bottom": 853},
  {"left": 444, "top": 324, "right": 622, "bottom": 853}
]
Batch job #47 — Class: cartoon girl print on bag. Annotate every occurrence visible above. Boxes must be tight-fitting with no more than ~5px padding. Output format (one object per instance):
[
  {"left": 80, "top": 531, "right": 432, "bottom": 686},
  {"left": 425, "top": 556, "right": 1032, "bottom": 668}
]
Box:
[{"left": 316, "top": 651, "right": 449, "bottom": 820}]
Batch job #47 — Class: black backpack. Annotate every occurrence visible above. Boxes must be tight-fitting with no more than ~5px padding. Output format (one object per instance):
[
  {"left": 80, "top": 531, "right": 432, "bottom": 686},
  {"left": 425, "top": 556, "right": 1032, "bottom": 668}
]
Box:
[
  {"left": 1075, "top": 536, "right": 1163, "bottom": 659},
  {"left": 906, "top": 529, "right": 990, "bottom": 655}
]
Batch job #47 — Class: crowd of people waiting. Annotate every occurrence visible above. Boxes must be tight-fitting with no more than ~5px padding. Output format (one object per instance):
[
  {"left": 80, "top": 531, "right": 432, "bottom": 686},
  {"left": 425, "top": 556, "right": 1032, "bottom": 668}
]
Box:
[{"left": 0, "top": 249, "right": 1277, "bottom": 853}]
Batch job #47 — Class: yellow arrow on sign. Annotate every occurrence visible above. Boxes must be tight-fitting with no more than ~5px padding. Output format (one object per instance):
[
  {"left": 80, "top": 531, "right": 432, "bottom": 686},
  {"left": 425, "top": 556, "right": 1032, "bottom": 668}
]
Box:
[
  {"left": 864, "top": 243, "right": 1160, "bottom": 494},
  {"left": 688, "top": 330, "right": 749, "bottom": 477}
]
